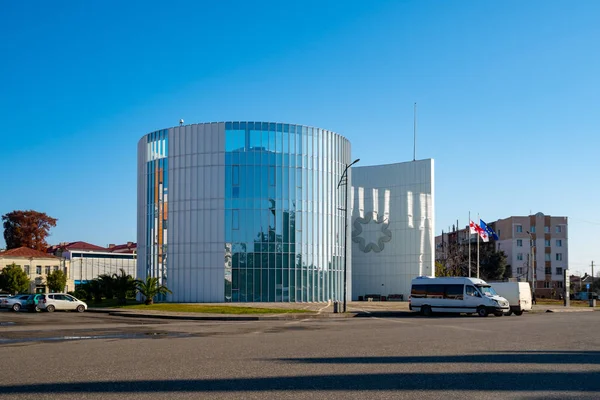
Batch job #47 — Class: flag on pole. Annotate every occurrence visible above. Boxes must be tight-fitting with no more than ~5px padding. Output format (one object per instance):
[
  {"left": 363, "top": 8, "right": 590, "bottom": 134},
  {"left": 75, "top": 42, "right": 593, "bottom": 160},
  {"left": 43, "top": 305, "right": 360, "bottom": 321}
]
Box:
[
  {"left": 470, "top": 220, "right": 489, "bottom": 242},
  {"left": 469, "top": 220, "right": 478, "bottom": 234},
  {"left": 480, "top": 219, "right": 499, "bottom": 240}
]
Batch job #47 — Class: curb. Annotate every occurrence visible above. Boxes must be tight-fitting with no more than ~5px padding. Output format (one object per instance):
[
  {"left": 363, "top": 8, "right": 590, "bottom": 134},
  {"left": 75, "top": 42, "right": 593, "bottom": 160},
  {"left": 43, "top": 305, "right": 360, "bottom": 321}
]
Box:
[{"left": 101, "top": 310, "right": 360, "bottom": 321}]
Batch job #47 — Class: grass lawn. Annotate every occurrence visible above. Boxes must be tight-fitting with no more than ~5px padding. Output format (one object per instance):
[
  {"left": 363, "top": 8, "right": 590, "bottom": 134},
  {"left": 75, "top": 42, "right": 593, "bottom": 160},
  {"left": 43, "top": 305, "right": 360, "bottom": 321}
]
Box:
[{"left": 89, "top": 299, "right": 311, "bottom": 314}]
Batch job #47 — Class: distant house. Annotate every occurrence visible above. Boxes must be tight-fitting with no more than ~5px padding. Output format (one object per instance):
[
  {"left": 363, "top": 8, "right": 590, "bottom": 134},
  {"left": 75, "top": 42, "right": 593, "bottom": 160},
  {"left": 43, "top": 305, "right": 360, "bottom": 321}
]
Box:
[
  {"left": 0, "top": 247, "right": 74, "bottom": 293},
  {"left": 47, "top": 241, "right": 137, "bottom": 284}
]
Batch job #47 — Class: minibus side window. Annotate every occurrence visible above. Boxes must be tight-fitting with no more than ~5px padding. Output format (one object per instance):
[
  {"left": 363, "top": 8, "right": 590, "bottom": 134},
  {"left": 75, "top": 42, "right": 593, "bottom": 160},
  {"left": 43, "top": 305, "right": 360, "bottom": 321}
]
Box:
[
  {"left": 411, "top": 285, "right": 427, "bottom": 298},
  {"left": 466, "top": 285, "right": 479, "bottom": 297},
  {"left": 445, "top": 284, "right": 463, "bottom": 300}
]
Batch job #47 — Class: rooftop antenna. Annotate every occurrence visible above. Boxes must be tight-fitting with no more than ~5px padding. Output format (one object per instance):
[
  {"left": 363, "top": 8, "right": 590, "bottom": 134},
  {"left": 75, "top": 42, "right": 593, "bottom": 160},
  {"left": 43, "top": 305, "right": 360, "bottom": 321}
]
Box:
[
  {"left": 179, "top": 119, "right": 184, "bottom": 126},
  {"left": 413, "top": 102, "right": 417, "bottom": 161}
]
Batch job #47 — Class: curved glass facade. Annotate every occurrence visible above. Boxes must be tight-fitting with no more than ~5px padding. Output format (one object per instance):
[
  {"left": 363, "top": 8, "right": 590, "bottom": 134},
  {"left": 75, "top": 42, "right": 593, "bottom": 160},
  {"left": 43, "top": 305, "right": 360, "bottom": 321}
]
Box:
[
  {"left": 138, "top": 122, "right": 352, "bottom": 302},
  {"left": 224, "top": 122, "right": 351, "bottom": 302}
]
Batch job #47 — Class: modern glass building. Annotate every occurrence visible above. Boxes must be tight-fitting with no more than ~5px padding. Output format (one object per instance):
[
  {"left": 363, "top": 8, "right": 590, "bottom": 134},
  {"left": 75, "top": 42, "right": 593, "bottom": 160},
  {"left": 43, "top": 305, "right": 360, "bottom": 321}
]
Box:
[{"left": 137, "top": 122, "right": 352, "bottom": 302}]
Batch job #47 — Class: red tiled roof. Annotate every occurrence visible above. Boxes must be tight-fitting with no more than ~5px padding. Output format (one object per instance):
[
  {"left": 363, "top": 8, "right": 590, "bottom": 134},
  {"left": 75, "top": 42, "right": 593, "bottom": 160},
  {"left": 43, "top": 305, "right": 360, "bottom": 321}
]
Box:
[
  {"left": 107, "top": 242, "right": 137, "bottom": 253},
  {"left": 51, "top": 241, "right": 107, "bottom": 252},
  {"left": 0, "top": 247, "right": 59, "bottom": 259}
]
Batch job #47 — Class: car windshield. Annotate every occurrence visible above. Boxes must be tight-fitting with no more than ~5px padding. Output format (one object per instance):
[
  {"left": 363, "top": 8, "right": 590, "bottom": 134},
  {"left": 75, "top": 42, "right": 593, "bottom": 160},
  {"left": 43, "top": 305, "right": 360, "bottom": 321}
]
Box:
[{"left": 477, "top": 285, "right": 498, "bottom": 296}]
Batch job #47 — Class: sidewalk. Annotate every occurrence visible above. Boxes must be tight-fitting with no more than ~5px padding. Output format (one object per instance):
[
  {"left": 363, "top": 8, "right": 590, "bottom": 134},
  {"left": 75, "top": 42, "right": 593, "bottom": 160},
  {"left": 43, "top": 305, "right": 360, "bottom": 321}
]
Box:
[{"left": 532, "top": 304, "right": 597, "bottom": 313}]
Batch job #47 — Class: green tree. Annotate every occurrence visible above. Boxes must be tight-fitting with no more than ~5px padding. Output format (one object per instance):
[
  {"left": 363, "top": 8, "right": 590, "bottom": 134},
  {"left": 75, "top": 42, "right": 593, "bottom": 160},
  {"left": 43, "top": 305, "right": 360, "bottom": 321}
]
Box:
[
  {"left": 78, "top": 281, "right": 94, "bottom": 302},
  {"left": 0, "top": 263, "right": 30, "bottom": 294},
  {"left": 480, "top": 250, "right": 507, "bottom": 281},
  {"left": 136, "top": 276, "right": 172, "bottom": 305},
  {"left": 46, "top": 269, "right": 67, "bottom": 293},
  {"left": 98, "top": 274, "right": 115, "bottom": 299},
  {"left": 88, "top": 279, "right": 104, "bottom": 303},
  {"left": 112, "top": 269, "right": 136, "bottom": 305},
  {"left": 2, "top": 210, "right": 58, "bottom": 251}
]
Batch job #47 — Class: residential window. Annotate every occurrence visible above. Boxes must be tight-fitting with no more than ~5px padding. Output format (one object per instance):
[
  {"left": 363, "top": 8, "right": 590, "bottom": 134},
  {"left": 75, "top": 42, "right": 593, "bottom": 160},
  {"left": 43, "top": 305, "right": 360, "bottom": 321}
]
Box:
[
  {"left": 517, "top": 239, "right": 523, "bottom": 247},
  {"left": 556, "top": 239, "right": 562, "bottom": 247},
  {"left": 497, "top": 229, "right": 501, "bottom": 238},
  {"left": 557, "top": 281, "right": 564, "bottom": 288},
  {"left": 544, "top": 226, "right": 550, "bottom": 233},
  {"left": 545, "top": 267, "right": 551, "bottom": 275},
  {"left": 556, "top": 226, "right": 562, "bottom": 233},
  {"left": 53, "top": 266, "right": 59, "bottom": 272},
  {"left": 556, "top": 253, "right": 563, "bottom": 261},
  {"left": 544, "top": 281, "right": 551, "bottom": 288},
  {"left": 544, "top": 239, "right": 550, "bottom": 247},
  {"left": 36, "top": 266, "right": 42, "bottom": 274},
  {"left": 545, "top": 253, "right": 551, "bottom": 261},
  {"left": 45, "top": 266, "right": 51, "bottom": 275},
  {"left": 517, "top": 267, "right": 524, "bottom": 275},
  {"left": 516, "top": 225, "right": 523, "bottom": 233},
  {"left": 556, "top": 267, "right": 563, "bottom": 275},
  {"left": 24, "top": 265, "right": 30, "bottom": 275},
  {"left": 517, "top": 253, "right": 523, "bottom": 261},
  {"left": 530, "top": 226, "right": 536, "bottom": 233}
]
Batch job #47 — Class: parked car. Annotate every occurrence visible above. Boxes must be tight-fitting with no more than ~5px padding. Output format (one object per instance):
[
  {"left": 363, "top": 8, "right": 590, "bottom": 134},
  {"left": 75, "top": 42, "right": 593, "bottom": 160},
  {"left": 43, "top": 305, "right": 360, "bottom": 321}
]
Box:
[
  {"left": 0, "top": 294, "right": 31, "bottom": 311},
  {"left": 38, "top": 293, "right": 87, "bottom": 313},
  {"left": 24, "top": 294, "right": 45, "bottom": 312}
]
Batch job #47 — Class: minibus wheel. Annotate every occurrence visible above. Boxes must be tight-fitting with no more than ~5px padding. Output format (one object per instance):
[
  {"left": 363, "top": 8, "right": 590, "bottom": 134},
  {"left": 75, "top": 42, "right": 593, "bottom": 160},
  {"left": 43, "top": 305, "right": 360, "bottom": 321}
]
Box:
[
  {"left": 504, "top": 310, "right": 513, "bottom": 316},
  {"left": 477, "top": 307, "right": 488, "bottom": 317},
  {"left": 514, "top": 310, "right": 523, "bottom": 316},
  {"left": 421, "top": 305, "right": 432, "bottom": 317}
]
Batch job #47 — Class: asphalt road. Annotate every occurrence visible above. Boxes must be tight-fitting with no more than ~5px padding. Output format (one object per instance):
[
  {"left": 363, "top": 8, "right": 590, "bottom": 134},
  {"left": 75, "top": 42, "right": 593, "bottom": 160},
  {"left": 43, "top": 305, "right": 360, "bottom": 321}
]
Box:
[{"left": 0, "top": 310, "right": 599, "bottom": 400}]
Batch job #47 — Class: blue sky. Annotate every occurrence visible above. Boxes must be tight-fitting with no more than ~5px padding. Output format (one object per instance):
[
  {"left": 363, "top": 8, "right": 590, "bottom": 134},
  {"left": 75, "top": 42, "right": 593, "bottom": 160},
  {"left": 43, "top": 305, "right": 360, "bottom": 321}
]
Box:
[{"left": 1, "top": 1, "right": 598, "bottom": 276}]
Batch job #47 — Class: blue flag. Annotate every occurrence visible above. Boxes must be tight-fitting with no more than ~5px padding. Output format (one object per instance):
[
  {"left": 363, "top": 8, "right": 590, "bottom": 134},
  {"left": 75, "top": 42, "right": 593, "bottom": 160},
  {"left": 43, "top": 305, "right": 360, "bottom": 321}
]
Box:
[{"left": 480, "top": 219, "right": 499, "bottom": 240}]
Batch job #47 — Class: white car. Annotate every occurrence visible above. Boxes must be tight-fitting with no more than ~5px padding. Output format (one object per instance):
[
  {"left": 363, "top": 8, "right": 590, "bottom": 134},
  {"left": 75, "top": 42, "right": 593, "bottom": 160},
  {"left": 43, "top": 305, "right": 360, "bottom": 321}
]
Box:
[{"left": 38, "top": 293, "right": 87, "bottom": 313}]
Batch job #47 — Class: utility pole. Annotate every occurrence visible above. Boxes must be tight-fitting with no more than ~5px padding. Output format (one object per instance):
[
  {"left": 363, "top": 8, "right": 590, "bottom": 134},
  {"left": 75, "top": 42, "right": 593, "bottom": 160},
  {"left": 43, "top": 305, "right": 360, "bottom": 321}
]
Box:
[{"left": 592, "top": 261, "right": 595, "bottom": 294}]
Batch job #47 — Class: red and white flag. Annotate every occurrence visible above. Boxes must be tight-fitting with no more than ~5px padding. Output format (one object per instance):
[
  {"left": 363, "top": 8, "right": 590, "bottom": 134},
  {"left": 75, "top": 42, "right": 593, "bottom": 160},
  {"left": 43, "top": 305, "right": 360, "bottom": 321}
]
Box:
[
  {"left": 469, "top": 220, "right": 479, "bottom": 234},
  {"left": 469, "top": 220, "right": 489, "bottom": 242}
]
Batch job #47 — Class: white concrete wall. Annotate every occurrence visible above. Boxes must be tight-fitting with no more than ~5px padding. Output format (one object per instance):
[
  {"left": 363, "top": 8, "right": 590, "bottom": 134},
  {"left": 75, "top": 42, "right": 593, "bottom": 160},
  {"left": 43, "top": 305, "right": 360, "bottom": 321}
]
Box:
[{"left": 350, "top": 159, "right": 435, "bottom": 300}]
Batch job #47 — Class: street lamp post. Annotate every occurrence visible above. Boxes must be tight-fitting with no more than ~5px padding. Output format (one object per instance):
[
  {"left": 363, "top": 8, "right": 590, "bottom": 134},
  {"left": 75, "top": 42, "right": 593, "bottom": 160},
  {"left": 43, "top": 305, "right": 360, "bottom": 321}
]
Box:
[
  {"left": 526, "top": 230, "right": 536, "bottom": 298},
  {"left": 338, "top": 158, "right": 360, "bottom": 313}
]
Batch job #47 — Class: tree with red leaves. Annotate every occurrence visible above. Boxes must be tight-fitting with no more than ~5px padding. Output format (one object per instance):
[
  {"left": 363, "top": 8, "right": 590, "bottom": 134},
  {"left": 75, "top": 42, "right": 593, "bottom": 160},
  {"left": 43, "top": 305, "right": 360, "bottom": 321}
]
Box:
[{"left": 2, "top": 210, "right": 58, "bottom": 251}]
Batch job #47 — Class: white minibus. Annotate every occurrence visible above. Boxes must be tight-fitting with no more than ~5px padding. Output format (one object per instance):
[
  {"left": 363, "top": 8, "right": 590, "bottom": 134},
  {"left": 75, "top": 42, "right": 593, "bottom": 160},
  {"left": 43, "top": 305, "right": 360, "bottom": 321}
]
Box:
[{"left": 409, "top": 276, "right": 510, "bottom": 317}]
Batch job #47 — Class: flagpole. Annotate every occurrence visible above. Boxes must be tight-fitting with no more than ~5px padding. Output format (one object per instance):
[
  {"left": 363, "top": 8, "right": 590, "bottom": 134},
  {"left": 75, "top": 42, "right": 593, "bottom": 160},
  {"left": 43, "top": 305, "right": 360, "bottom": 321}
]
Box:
[
  {"left": 477, "top": 213, "right": 480, "bottom": 279},
  {"left": 468, "top": 211, "right": 471, "bottom": 278}
]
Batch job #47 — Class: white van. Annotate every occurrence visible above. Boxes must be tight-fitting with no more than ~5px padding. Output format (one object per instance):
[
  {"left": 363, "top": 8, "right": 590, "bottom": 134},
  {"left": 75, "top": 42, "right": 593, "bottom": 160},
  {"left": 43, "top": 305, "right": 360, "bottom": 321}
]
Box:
[
  {"left": 489, "top": 282, "right": 532, "bottom": 316},
  {"left": 409, "top": 276, "right": 510, "bottom": 317}
]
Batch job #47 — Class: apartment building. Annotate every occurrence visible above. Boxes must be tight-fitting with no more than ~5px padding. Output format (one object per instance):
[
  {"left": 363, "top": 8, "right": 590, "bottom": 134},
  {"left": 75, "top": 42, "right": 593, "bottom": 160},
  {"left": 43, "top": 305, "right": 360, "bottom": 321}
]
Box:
[
  {"left": 493, "top": 212, "right": 568, "bottom": 298},
  {"left": 0, "top": 247, "right": 75, "bottom": 293}
]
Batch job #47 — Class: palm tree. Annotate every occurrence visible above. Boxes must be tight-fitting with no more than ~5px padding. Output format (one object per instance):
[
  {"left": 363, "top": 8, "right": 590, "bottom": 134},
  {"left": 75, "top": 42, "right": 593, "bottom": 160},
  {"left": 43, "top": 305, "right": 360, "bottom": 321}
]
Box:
[
  {"left": 98, "top": 274, "right": 115, "bottom": 299},
  {"left": 112, "top": 269, "right": 136, "bottom": 305},
  {"left": 135, "top": 276, "right": 172, "bottom": 305},
  {"left": 88, "top": 279, "right": 104, "bottom": 303}
]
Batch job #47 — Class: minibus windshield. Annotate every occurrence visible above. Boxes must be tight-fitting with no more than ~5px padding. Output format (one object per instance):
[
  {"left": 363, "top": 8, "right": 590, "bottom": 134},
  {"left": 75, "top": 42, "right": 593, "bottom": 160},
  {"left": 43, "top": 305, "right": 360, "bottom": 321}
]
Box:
[{"left": 476, "top": 285, "right": 498, "bottom": 296}]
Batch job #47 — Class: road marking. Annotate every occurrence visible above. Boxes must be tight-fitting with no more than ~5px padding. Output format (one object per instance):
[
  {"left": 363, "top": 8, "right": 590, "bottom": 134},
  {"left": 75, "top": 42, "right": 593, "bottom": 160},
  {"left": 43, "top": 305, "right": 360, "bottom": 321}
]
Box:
[
  {"left": 317, "top": 300, "right": 331, "bottom": 314},
  {"left": 285, "top": 318, "right": 312, "bottom": 325}
]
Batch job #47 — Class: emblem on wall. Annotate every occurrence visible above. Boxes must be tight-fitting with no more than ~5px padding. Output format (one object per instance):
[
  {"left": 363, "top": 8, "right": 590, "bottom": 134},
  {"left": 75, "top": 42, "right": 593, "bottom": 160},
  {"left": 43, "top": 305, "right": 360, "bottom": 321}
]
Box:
[{"left": 352, "top": 212, "right": 392, "bottom": 253}]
